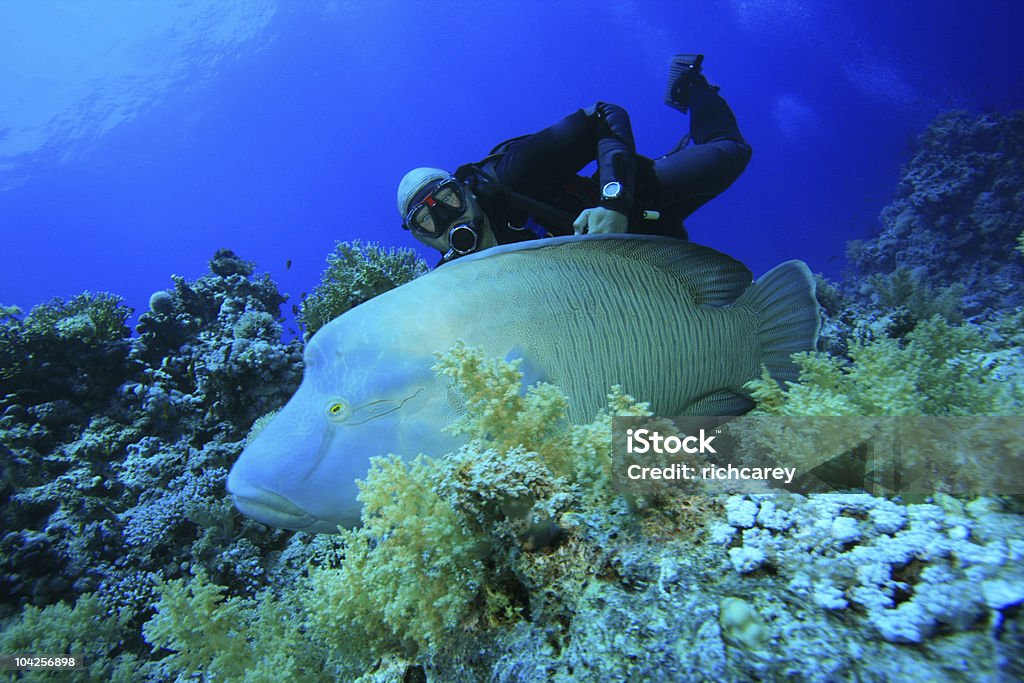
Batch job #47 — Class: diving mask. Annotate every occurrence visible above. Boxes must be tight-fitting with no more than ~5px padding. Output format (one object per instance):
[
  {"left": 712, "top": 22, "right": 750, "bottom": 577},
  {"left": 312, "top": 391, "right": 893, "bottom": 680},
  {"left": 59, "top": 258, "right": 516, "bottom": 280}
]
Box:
[{"left": 402, "top": 177, "right": 468, "bottom": 238}]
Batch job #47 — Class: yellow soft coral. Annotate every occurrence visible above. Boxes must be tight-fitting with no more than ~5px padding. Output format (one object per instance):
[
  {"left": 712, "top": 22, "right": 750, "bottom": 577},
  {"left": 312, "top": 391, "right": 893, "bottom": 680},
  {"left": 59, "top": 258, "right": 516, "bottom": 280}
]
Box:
[
  {"left": 0, "top": 593, "right": 142, "bottom": 682},
  {"left": 144, "top": 568, "right": 331, "bottom": 681},
  {"left": 740, "top": 315, "right": 1023, "bottom": 496},
  {"left": 434, "top": 341, "right": 650, "bottom": 490},
  {"left": 305, "top": 454, "right": 487, "bottom": 659},
  {"left": 747, "top": 316, "right": 1021, "bottom": 416},
  {"left": 433, "top": 340, "right": 569, "bottom": 452}
]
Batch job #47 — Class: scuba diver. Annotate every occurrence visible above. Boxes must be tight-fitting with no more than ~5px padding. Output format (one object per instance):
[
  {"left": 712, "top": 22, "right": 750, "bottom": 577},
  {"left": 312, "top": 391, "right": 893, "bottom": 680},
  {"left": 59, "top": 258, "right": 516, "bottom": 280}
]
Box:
[{"left": 397, "top": 54, "right": 752, "bottom": 265}]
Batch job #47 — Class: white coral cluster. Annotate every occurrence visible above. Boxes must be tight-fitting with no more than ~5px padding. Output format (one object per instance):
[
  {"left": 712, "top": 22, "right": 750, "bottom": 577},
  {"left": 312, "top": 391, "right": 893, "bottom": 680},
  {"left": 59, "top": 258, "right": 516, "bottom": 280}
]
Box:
[{"left": 715, "top": 493, "right": 1024, "bottom": 643}]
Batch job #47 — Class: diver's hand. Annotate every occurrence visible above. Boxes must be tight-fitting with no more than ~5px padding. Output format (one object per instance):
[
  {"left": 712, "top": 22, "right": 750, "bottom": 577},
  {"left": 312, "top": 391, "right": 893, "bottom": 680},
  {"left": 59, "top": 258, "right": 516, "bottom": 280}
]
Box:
[{"left": 573, "top": 207, "right": 628, "bottom": 235}]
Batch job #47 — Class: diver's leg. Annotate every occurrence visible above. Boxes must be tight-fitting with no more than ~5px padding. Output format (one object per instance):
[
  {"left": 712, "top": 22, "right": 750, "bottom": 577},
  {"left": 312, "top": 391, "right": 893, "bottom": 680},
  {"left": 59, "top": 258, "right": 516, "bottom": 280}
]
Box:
[{"left": 655, "top": 80, "right": 752, "bottom": 222}]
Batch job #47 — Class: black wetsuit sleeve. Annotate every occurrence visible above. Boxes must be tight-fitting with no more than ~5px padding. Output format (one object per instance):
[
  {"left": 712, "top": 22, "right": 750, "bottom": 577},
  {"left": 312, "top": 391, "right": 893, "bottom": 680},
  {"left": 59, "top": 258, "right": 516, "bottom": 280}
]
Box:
[
  {"left": 493, "top": 102, "right": 638, "bottom": 215},
  {"left": 591, "top": 102, "right": 637, "bottom": 214},
  {"left": 494, "top": 110, "right": 595, "bottom": 186}
]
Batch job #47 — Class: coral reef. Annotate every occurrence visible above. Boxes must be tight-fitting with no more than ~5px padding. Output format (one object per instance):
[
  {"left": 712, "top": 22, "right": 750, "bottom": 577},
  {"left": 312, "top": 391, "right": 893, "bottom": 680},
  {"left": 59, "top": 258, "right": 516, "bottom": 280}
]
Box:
[
  {"left": 0, "top": 292, "right": 132, "bottom": 409},
  {"left": 0, "top": 593, "right": 143, "bottom": 682},
  {"left": 105, "top": 347, "right": 1024, "bottom": 681},
  {"left": 846, "top": 110, "right": 1024, "bottom": 318},
  {"left": 1, "top": 109, "right": 1023, "bottom": 681},
  {"left": 0, "top": 249, "right": 304, "bottom": 680}
]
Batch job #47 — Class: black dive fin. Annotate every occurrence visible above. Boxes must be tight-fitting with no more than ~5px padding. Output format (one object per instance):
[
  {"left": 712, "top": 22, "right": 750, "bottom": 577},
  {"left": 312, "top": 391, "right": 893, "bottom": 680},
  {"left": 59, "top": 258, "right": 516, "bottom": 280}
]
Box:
[{"left": 665, "top": 54, "right": 705, "bottom": 113}]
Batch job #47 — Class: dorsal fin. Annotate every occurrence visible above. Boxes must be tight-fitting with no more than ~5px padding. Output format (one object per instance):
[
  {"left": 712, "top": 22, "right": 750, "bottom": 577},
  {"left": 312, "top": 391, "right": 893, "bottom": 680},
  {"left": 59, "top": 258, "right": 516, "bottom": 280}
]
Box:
[{"left": 445, "top": 235, "right": 752, "bottom": 307}]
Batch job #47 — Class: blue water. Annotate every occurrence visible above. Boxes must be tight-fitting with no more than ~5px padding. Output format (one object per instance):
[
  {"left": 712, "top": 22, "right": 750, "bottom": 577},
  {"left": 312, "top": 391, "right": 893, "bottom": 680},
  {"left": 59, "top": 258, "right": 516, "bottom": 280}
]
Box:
[{"left": 1, "top": 1, "right": 1022, "bottom": 334}]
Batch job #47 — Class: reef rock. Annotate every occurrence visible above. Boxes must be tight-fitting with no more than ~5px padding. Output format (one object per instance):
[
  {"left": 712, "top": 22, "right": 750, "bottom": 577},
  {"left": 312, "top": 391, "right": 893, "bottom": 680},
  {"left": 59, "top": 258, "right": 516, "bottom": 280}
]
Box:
[{"left": 850, "top": 110, "right": 1024, "bottom": 315}]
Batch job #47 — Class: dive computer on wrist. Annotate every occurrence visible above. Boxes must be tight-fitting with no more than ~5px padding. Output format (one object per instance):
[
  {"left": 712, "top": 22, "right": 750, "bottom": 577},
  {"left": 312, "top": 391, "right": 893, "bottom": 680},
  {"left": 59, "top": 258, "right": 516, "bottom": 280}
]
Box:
[{"left": 601, "top": 181, "right": 623, "bottom": 201}]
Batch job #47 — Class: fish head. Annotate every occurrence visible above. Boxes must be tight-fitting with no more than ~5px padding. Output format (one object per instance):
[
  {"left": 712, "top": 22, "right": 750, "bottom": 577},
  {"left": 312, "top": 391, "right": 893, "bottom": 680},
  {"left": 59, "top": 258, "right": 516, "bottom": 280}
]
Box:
[{"left": 227, "top": 313, "right": 460, "bottom": 533}]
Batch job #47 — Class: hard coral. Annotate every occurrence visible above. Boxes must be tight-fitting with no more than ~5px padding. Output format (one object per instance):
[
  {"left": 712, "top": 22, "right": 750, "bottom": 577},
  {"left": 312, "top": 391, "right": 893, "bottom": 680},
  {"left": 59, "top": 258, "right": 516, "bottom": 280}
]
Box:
[
  {"left": 208, "top": 248, "right": 255, "bottom": 277},
  {"left": 717, "top": 493, "right": 1024, "bottom": 644},
  {"left": 147, "top": 290, "right": 173, "bottom": 315}
]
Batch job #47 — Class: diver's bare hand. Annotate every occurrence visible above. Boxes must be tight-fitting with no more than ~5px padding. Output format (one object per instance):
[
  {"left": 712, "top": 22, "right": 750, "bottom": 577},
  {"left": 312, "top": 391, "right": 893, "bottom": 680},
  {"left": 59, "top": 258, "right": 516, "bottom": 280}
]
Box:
[{"left": 573, "top": 207, "right": 628, "bottom": 235}]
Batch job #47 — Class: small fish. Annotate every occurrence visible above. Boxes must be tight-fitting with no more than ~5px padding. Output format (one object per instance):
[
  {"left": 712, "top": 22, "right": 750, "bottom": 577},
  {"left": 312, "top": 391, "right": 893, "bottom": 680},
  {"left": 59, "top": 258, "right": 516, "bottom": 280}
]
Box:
[{"left": 228, "top": 235, "right": 820, "bottom": 532}]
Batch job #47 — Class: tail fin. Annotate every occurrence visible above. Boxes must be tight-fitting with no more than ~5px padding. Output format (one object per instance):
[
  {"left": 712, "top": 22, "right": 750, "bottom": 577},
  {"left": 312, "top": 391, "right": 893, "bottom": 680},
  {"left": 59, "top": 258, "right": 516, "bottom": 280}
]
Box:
[{"left": 737, "top": 260, "right": 821, "bottom": 384}]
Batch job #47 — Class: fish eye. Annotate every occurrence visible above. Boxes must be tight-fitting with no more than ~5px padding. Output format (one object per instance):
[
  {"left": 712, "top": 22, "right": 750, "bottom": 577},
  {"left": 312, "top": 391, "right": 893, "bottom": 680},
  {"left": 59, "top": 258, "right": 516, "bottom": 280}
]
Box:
[{"left": 326, "top": 400, "right": 350, "bottom": 422}]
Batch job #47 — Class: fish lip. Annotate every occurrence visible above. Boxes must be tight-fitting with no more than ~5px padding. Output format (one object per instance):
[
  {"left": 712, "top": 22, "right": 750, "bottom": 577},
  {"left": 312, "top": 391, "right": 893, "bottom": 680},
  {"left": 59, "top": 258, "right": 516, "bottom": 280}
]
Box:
[{"left": 227, "top": 474, "right": 320, "bottom": 531}]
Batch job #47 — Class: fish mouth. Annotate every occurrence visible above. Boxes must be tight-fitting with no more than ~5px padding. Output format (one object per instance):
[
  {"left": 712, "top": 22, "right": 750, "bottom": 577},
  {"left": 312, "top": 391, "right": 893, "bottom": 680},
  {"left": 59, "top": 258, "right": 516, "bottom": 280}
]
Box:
[{"left": 227, "top": 475, "right": 321, "bottom": 531}]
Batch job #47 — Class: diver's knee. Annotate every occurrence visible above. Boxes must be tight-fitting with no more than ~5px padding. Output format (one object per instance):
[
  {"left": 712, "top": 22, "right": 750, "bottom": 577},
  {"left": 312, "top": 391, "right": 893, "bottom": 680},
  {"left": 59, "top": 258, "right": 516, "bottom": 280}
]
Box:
[
  {"left": 734, "top": 139, "right": 752, "bottom": 170},
  {"left": 713, "top": 138, "right": 751, "bottom": 175}
]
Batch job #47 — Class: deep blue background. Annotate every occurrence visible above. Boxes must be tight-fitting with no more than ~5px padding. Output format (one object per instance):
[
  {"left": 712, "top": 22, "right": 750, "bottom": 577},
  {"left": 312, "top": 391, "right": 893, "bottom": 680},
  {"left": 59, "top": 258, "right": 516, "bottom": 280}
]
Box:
[{"left": 1, "top": 1, "right": 1022, "bottom": 335}]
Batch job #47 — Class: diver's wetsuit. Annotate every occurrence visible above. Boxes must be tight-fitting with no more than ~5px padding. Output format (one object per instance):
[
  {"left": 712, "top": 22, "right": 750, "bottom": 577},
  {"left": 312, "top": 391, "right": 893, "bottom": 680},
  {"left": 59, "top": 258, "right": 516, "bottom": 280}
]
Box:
[{"left": 455, "top": 81, "right": 751, "bottom": 245}]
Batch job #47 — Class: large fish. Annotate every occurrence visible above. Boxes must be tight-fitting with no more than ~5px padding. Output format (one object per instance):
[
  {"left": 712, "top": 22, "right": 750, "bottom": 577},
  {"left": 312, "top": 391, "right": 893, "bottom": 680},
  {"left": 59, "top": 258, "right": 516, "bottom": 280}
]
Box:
[{"left": 227, "top": 235, "right": 820, "bottom": 533}]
